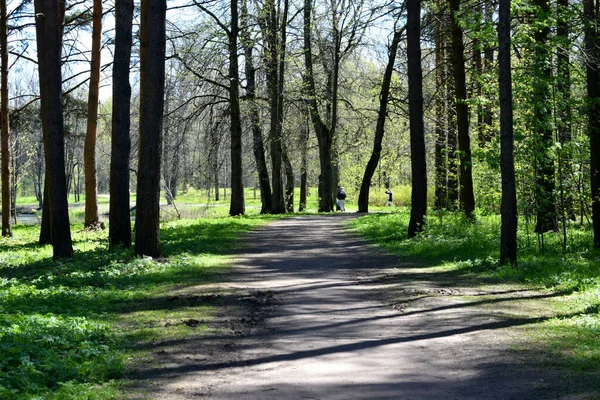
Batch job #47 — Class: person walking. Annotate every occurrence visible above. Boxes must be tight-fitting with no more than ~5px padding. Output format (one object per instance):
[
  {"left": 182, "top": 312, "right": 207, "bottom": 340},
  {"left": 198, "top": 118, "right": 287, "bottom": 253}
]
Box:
[
  {"left": 385, "top": 188, "right": 394, "bottom": 207},
  {"left": 336, "top": 187, "right": 347, "bottom": 212}
]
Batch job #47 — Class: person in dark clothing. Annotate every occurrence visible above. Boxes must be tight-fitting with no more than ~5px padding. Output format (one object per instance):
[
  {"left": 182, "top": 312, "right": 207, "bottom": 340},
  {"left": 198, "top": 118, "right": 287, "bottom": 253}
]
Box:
[
  {"left": 336, "top": 187, "right": 346, "bottom": 212},
  {"left": 385, "top": 188, "right": 394, "bottom": 207}
]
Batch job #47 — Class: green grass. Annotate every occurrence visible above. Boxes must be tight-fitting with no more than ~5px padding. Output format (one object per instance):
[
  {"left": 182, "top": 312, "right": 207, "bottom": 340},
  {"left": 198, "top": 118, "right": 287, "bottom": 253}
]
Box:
[
  {"left": 0, "top": 215, "right": 276, "bottom": 399},
  {"left": 350, "top": 210, "right": 600, "bottom": 382},
  {"left": 173, "top": 186, "right": 324, "bottom": 216}
]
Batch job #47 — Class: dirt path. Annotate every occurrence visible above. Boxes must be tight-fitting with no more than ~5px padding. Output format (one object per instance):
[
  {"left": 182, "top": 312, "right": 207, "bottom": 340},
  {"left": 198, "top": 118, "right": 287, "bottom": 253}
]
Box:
[{"left": 136, "top": 214, "right": 574, "bottom": 399}]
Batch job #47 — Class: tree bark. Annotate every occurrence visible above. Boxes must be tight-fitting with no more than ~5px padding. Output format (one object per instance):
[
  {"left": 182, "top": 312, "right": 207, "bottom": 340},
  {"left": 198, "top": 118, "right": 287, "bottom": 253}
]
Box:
[
  {"left": 585, "top": 0, "right": 600, "bottom": 247},
  {"left": 449, "top": 0, "right": 475, "bottom": 219},
  {"left": 282, "top": 140, "right": 294, "bottom": 212},
  {"left": 135, "top": 0, "right": 166, "bottom": 257},
  {"left": 329, "top": 3, "right": 342, "bottom": 203},
  {"left": 84, "top": 0, "right": 102, "bottom": 229},
  {"left": 261, "top": 0, "right": 285, "bottom": 214},
  {"left": 278, "top": 0, "right": 290, "bottom": 211},
  {"left": 39, "top": 176, "right": 51, "bottom": 245},
  {"left": 434, "top": 15, "right": 447, "bottom": 211},
  {"left": 228, "top": 0, "right": 245, "bottom": 216},
  {"left": 557, "top": 0, "right": 574, "bottom": 220},
  {"left": 241, "top": 0, "right": 271, "bottom": 214},
  {"left": 407, "top": 0, "right": 427, "bottom": 237},
  {"left": 304, "top": 0, "right": 334, "bottom": 212},
  {"left": 498, "top": 0, "right": 518, "bottom": 264},
  {"left": 299, "top": 109, "right": 309, "bottom": 211},
  {"left": 473, "top": 4, "right": 484, "bottom": 147},
  {"left": 1, "top": 0, "right": 11, "bottom": 237},
  {"left": 446, "top": 37, "right": 458, "bottom": 210},
  {"left": 35, "top": 0, "right": 73, "bottom": 259},
  {"left": 109, "top": 0, "right": 133, "bottom": 249},
  {"left": 533, "top": 0, "right": 557, "bottom": 233},
  {"left": 357, "top": 27, "right": 402, "bottom": 213},
  {"left": 482, "top": 0, "right": 494, "bottom": 135}
]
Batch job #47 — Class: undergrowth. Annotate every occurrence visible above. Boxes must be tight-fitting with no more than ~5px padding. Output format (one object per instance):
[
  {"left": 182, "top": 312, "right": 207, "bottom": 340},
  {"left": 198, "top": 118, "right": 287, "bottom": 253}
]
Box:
[{"left": 0, "top": 215, "right": 274, "bottom": 399}]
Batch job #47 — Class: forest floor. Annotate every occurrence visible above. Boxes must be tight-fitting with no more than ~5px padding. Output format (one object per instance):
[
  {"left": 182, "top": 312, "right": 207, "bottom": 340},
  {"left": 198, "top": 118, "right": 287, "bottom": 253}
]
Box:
[{"left": 125, "top": 214, "right": 596, "bottom": 399}]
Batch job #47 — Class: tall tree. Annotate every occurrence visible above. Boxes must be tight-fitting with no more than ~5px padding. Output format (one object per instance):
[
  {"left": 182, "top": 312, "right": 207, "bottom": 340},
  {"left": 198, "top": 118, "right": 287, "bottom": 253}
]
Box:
[
  {"left": 407, "top": 0, "right": 427, "bottom": 237},
  {"left": 449, "top": 0, "right": 475, "bottom": 219},
  {"left": 299, "top": 107, "right": 309, "bottom": 212},
  {"left": 109, "top": 0, "right": 134, "bottom": 249},
  {"left": 446, "top": 36, "right": 459, "bottom": 209},
  {"left": 241, "top": 0, "right": 271, "bottom": 214},
  {"left": 228, "top": 0, "right": 245, "bottom": 216},
  {"left": 276, "top": 0, "right": 289, "bottom": 212},
  {"left": 35, "top": 0, "right": 74, "bottom": 259},
  {"left": 357, "top": 25, "right": 402, "bottom": 213},
  {"left": 135, "top": 0, "right": 167, "bottom": 257},
  {"left": 556, "top": 0, "right": 574, "bottom": 220},
  {"left": 84, "top": 0, "right": 102, "bottom": 229},
  {"left": 304, "top": 0, "right": 334, "bottom": 212},
  {"left": 499, "top": 0, "right": 517, "bottom": 264},
  {"left": 482, "top": 0, "right": 494, "bottom": 139},
  {"left": 1, "top": 0, "right": 10, "bottom": 237},
  {"left": 260, "top": 0, "right": 289, "bottom": 214},
  {"left": 262, "top": 0, "right": 283, "bottom": 213},
  {"left": 533, "top": 0, "right": 557, "bottom": 233},
  {"left": 585, "top": 0, "right": 600, "bottom": 247},
  {"left": 434, "top": 5, "right": 447, "bottom": 211}
]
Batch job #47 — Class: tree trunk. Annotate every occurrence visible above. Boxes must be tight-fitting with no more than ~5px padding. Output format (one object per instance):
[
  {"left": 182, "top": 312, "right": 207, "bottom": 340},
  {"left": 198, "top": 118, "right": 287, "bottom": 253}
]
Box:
[
  {"left": 434, "top": 11, "right": 447, "bottom": 210},
  {"left": 39, "top": 176, "right": 51, "bottom": 245},
  {"left": 358, "top": 28, "right": 402, "bottom": 213},
  {"left": 299, "top": 109, "right": 309, "bottom": 211},
  {"left": 279, "top": 0, "right": 290, "bottom": 203},
  {"left": 10, "top": 137, "right": 18, "bottom": 225},
  {"left": 585, "top": 0, "right": 600, "bottom": 247},
  {"left": 328, "top": 3, "right": 342, "bottom": 206},
  {"left": 557, "top": 0, "right": 574, "bottom": 220},
  {"left": 473, "top": 5, "right": 484, "bottom": 147},
  {"left": 241, "top": 0, "right": 271, "bottom": 214},
  {"left": 407, "top": 0, "right": 427, "bottom": 237},
  {"left": 446, "top": 40, "right": 458, "bottom": 210},
  {"left": 135, "top": 0, "right": 166, "bottom": 258},
  {"left": 162, "top": 83, "right": 173, "bottom": 204},
  {"left": 449, "top": 0, "right": 475, "bottom": 219},
  {"left": 34, "top": 141, "right": 44, "bottom": 210},
  {"left": 228, "top": 0, "right": 245, "bottom": 216},
  {"left": 1, "top": 0, "right": 10, "bottom": 237},
  {"left": 35, "top": 0, "right": 73, "bottom": 259},
  {"left": 84, "top": 0, "right": 102, "bottom": 229},
  {"left": 109, "top": 0, "right": 133, "bottom": 249},
  {"left": 533, "top": 0, "right": 557, "bottom": 233},
  {"left": 304, "top": 0, "right": 334, "bottom": 212},
  {"left": 282, "top": 141, "right": 294, "bottom": 212},
  {"left": 482, "top": 0, "right": 494, "bottom": 134},
  {"left": 261, "top": 0, "right": 285, "bottom": 214},
  {"left": 498, "top": 0, "right": 517, "bottom": 264}
]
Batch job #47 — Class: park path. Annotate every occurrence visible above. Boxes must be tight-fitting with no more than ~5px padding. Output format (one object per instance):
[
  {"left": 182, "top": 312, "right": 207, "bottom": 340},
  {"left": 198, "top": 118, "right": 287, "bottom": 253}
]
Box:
[{"left": 146, "top": 214, "right": 562, "bottom": 399}]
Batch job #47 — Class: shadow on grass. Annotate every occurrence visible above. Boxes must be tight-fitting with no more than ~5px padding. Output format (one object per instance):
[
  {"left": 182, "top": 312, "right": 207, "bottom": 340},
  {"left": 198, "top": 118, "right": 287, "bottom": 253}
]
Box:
[
  {"left": 0, "top": 216, "right": 277, "bottom": 398},
  {"left": 0, "top": 217, "right": 275, "bottom": 318}
]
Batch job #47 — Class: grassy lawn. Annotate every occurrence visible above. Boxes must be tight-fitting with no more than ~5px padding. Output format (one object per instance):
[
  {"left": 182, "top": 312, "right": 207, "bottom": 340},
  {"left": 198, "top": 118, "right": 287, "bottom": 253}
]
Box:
[
  {"left": 0, "top": 215, "right": 277, "bottom": 399},
  {"left": 350, "top": 211, "right": 600, "bottom": 388}
]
